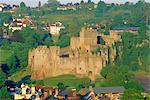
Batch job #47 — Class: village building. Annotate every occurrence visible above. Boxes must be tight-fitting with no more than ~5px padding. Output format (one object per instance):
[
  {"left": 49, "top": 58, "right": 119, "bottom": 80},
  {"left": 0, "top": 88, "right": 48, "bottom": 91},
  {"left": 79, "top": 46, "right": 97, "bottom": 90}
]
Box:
[
  {"left": 2, "top": 28, "right": 9, "bottom": 38},
  {"left": 58, "top": 88, "right": 80, "bottom": 100},
  {"left": 50, "top": 22, "right": 65, "bottom": 35},
  {"left": 78, "top": 86, "right": 125, "bottom": 100},
  {"left": 0, "top": 6, "right": 3, "bottom": 12},
  {"left": 111, "top": 27, "right": 139, "bottom": 34},
  {"left": 9, "top": 18, "right": 32, "bottom": 32},
  {"left": 57, "top": 5, "right": 76, "bottom": 11}
]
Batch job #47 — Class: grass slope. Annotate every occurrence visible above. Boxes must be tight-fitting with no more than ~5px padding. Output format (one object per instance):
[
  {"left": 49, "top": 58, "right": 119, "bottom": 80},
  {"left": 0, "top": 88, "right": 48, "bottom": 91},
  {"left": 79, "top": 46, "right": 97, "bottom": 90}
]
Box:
[{"left": 0, "top": 49, "right": 13, "bottom": 64}]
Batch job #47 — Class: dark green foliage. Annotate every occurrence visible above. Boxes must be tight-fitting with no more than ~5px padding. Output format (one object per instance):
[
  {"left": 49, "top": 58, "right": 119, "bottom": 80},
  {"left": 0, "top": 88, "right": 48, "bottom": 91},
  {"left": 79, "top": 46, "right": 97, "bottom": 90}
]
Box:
[
  {"left": 115, "top": 30, "right": 150, "bottom": 71},
  {"left": 38, "top": 1, "right": 41, "bottom": 8},
  {"left": 35, "top": 80, "right": 44, "bottom": 86},
  {"left": 80, "top": 0, "right": 84, "bottom": 4},
  {"left": 121, "top": 89, "right": 144, "bottom": 100},
  {"left": 88, "top": 0, "right": 92, "bottom": 3},
  {"left": 20, "top": 2, "right": 26, "bottom": 9},
  {"left": 0, "top": 68, "right": 6, "bottom": 86},
  {"left": 124, "top": 79, "right": 144, "bottom": 91},
  {"left": 101, "top": 65, "right": 133, "bottom": 86},
  {"left": 20, "top": 75, "right": 32, "bottom": 84},
  {"left": 0, "top": 12, "right": 12, "bottom": 23},
  {"left": 77, "top": 84, "right": 85, "bottom": 90},
  {"left": 47, "top": 0, "right": 60, "bottom": 8},
  {"left": 95, "top": 1, "right": 107, "bottom": 17},
  {"left": 57, "top": 82, "right": 66, "bottom": 91},
  {"left": 0, "top": 87, "right": 11, "bottom": 99},
  {"left": 103, "top": 31, "right": 110, "bottom": 35},
  {"left": 100, "top": 64, "right": 144, "bottom": 100}
]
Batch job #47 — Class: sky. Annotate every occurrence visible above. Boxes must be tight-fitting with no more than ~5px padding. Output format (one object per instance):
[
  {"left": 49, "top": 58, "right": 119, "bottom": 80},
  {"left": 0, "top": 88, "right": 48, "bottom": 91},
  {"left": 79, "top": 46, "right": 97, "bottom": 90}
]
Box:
[{"left": 0, "top": 0, "right": 150, "bottom": 7}]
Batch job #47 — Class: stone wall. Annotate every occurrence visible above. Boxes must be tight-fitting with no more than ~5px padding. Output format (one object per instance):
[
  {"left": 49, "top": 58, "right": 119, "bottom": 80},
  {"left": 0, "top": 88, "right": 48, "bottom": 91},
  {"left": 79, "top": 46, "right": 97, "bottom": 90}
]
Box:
[{"left": 28, "top": 46, "right": 102, "bottom": 81}]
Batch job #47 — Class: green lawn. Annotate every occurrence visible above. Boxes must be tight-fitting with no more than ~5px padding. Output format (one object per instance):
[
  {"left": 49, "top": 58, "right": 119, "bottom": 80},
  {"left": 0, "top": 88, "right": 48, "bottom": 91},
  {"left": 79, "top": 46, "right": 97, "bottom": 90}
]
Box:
[
  {"left": 44, "top": 75, "right": 91, "bottom": 87},
  {"left": 10, "top": 69, "right": 104, "bottom": 87}
]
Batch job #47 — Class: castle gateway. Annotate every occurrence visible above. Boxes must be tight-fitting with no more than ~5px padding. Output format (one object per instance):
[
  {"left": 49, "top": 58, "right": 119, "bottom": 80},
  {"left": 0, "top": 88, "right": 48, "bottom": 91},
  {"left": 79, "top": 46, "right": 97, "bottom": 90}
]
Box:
[{"left": 28, "top": 27, "right": 121, "bottom": 81}]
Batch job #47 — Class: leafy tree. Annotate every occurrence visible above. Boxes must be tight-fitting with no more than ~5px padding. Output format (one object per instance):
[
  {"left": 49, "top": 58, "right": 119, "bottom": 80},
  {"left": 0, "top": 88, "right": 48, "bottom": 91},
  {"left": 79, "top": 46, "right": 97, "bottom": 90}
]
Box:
[
  {"left": 0, "top": 12, "right": 12, "bottom": 23},
  {"left": 0, "top": 28, "right": 2, "bottom": 37},
  {"left": 0, "top": 68, "right": 6, "bottom": 86},
  {"left": 20, "top": 2, "right": 26, "bottom": 9},
  {"left": 43, "top": 36, "right": 53, "bottom": 46},
  {"left": 124, "top": 79, "right": 144, "bottom": 91},
  {"left": 96, "top": 1, "right": 107, "bottom": 16},
  {"left": 47, "top": 0, "right": 60, "bottom": 7},
  {"left": 0, "top": 87, "right": 11, "bottom": 99},
  {"left": 38, "top": 1, "right": 41, "bottom": 8},
  {"left": 78, "top": 84, "right": 85, "bottom": 90},
  {"left": 101, "top": 65, "right": 133, "bottom": 86},
  {"left": 88, "top": 0, "right": 92, "bottom": 3},
  {"left": 57, "top": 82, "right": 66, "bottom": 91},
  {"left": 121, "top": 89, "right": 144, "bottom": 100},
  {"left": 80, "top": 0, "right": 84, "bottom": 4},
  {"left": 56, "top": 35, "right": 70, "bottom": 48}
]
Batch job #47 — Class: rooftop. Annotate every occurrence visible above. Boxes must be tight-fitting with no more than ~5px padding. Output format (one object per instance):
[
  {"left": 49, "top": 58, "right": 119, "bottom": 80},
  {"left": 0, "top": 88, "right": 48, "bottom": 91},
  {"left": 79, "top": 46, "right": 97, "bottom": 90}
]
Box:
[{"left": 112, "top": 27, "right": 140, "bottom": 31}]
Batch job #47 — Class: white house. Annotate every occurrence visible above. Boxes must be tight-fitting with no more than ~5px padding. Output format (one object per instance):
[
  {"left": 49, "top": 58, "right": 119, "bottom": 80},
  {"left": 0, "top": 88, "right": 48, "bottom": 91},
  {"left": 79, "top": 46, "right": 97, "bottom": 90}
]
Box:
[
  {"left": 50, "top": 22, "right": 65, "bottom": 35},
  {"left": 9, "top": 26, "right": 23, "bottom": 32},
  {"left": 0, "top": 6, "right": 3, "bottom": 12}
]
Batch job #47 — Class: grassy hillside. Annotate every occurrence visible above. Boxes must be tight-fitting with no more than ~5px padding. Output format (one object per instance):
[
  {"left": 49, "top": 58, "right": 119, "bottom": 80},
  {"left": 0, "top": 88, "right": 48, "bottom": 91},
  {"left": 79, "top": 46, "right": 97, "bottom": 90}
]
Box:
[
  {"left": 0, "top": 49, "right": 14, "bottom": 64},
  {"left": 10, "top": 68, "right": 30, "bottom": 81}
]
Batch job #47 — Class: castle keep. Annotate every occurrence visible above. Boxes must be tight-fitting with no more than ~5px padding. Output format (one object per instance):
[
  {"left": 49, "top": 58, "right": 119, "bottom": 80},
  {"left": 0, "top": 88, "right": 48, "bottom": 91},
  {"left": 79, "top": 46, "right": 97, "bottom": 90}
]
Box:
[{"left": 28, "top": 27, "right": 121, "bottom": 81}]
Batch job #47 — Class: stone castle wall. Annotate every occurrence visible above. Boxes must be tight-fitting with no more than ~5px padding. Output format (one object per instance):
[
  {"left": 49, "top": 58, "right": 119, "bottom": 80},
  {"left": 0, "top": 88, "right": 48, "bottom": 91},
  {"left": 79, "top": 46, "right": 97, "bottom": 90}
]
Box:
[
  {"left": 28, "top": 28, "right": 124, "bottom": 81},
  {"left": 29, "top": 46, "right": 102, "bottom": 81}
]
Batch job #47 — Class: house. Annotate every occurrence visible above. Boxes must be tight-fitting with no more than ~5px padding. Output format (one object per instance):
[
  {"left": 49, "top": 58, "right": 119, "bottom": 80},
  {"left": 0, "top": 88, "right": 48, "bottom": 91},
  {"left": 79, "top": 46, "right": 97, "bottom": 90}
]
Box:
[
  {"left": 111, "top": 27, "right": 139, "bottom": 34},
  {"left": 57, "top": 6, "right": 76, "bottom": 11},
  {"left": 2, "top": 28, "right": 9, "bottom": 38},
  {"left": 78, "top": 86, "right": 125, "bottom": 100},
  {"left": 0, "top": 3, "right": 12, "bottom": 11},
  {"left": 58, "top": 88, "right": 80, "bottom": 100},
  {"left": 94, "top": 86, "right": 125, "bottom": 100},
  {"left": 9, "top": 18, "right": 32, "bottom": 32},
  {"left": 9, "top": 25, "right": 23, "bottom": 32},
  {"left": 12, "top": 5, "right": 19, "bottom": 10},
  {"left": 50, "top": 22, "right": 65, "bottom": 35},
  {"left": 0, "top": 6, "right": 3, "bottom": 12}
]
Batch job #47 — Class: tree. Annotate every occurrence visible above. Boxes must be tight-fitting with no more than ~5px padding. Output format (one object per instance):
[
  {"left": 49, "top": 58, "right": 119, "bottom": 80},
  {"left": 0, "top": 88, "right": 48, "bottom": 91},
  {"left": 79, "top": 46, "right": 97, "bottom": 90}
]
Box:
[
  {"left": 80, "top": 0, "right": 84, "bottom": 4},
  {"left": 0, "top": 87, "right": 11, "bottom": 99},
  {"left": 124, "top": 79, "right": 144, "bottom": 91},
  {"left": 121, "top": 89, "right": 143, "bottom": 100},
  {"left": 101, "top": 65, "right": 132, "bottom": 86},
  {"left": 88, "top": 0, "right": 92, "bottom": 3},
  {"left": 43, "top": 36, "right": 53, "bottom": 46},
  {"left": 20, "top": 2, "right": 26, "bottom": 8},
  {"left": 0, "top": 68, "right": 6, "bottom": 86},
  {"left": 57, "top": 82, "right": 66, "bottom": 91},
  {"left": 0, "top": 12, "right": 12, "bottom": 23},
  {"left": 38, "top": 1, "right": 41, "bottom": 8},
  {"left": 47, "top": 0, "right": 60, "bottom": 7}
]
